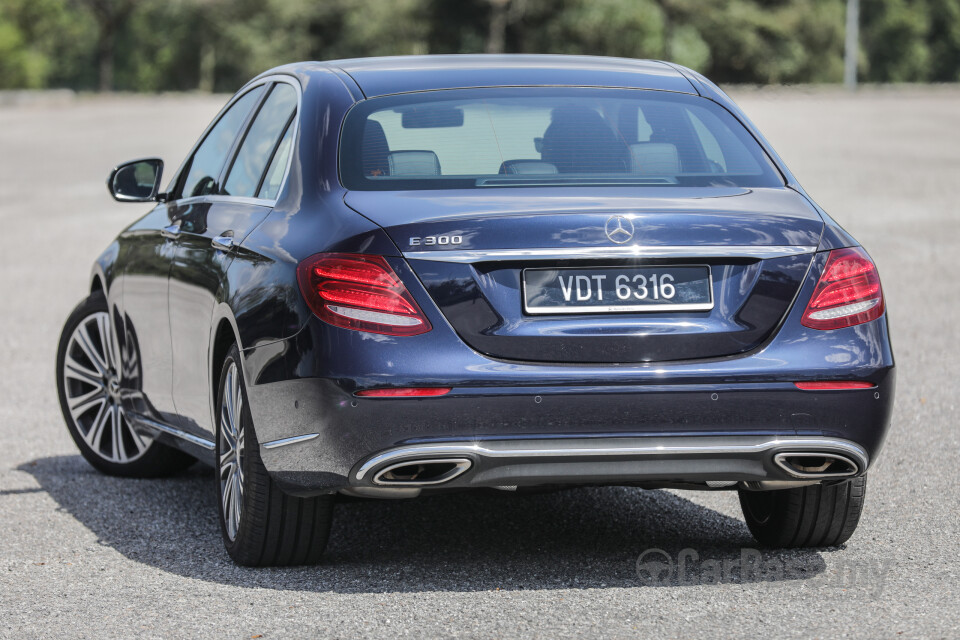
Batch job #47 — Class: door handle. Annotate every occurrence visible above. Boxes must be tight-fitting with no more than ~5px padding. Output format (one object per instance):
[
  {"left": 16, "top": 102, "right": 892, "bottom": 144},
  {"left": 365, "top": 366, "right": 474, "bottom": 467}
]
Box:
[
  {"left": 212, "top": 234, "right": 235, "bottom": 252},
  {"left": 160, "top": 222, "right": 181, "bottom": 239}
]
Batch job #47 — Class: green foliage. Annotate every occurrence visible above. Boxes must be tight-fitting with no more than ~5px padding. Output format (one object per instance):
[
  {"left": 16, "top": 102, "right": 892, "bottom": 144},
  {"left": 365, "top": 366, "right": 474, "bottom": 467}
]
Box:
[
  {"left": 862, "top": 0, "right": 932, "bottom": 81},
  {"left": 0, "top": 16, "right": 36, "bottom": 88},
  {"left": 534, "top": 0, "right": 667, "bottom": 58},
  {"left": 927, "top": 0, "right": 960, "bottom": 81},
  {"left": 340, "top": 0, "right": 430, "bottom": 57},
  {"left": 0, "top": 0, "right": 96, "bottom": 89},
  {"left": 669, "top": 0, "right": 845, "bottom": 83},
  {"left": 0, "top": 0, "right": 956, "bottom": 91},
  {"left": 668, "top": 24, "right": 712, "bottom": 72}
]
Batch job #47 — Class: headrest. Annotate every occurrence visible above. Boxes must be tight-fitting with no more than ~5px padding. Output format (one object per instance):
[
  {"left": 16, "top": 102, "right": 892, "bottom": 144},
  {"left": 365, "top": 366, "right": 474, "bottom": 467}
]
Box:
[
  {"left": 387, "top": 150, "right": 441, "bottom": 176},
  {"left": 629, "top": 143, "right": 680, "bottom": 175},
  {"left": 540, "top": 106, "right": 629, "bottom": 173}
]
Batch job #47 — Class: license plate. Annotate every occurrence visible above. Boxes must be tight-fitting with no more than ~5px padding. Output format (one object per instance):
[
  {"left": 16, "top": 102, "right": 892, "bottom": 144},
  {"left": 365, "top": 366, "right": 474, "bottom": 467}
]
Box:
[{"left": 523, "top": 265, "right": 713, "bottom": 314}]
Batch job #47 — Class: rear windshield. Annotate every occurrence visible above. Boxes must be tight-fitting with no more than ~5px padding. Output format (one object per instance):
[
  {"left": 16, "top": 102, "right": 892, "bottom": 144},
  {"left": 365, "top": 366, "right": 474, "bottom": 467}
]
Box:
[{"left": 339, "top": 87, "right": 783, "bottom": 191}]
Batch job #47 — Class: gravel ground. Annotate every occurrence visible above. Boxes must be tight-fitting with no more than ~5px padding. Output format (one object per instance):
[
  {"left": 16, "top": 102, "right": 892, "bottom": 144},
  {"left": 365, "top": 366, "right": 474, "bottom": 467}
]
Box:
[{"left": 0, "top": 86, "right": 958, "bottom": 639}]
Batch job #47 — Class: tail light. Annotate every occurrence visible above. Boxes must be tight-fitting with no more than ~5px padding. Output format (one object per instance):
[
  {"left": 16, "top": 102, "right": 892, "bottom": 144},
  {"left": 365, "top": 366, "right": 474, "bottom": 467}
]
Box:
[
  {"left": 297, "top": 253, "right": 432, "bottom": 336},
  {"left": 801, "top": 247, "right": 884, "bottom": 330}
]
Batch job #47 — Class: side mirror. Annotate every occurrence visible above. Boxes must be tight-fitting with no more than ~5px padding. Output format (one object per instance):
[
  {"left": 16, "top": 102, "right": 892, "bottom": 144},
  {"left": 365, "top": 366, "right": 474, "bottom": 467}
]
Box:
[{"left": 107, "top": 158, "right": 164, "bottom": 202}]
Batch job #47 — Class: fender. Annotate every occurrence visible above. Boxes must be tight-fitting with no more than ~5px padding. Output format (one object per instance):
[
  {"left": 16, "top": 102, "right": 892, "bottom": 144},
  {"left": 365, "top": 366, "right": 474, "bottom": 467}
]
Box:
[{"left": 90, "top": 241, "right": 119, "bottom": 296}]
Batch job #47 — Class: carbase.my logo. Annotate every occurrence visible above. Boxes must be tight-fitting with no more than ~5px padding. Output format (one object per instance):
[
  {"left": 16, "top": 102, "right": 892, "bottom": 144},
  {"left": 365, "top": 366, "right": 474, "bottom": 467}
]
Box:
[{"left": 636, "top": 547, "right": 893, "bottom": 597}]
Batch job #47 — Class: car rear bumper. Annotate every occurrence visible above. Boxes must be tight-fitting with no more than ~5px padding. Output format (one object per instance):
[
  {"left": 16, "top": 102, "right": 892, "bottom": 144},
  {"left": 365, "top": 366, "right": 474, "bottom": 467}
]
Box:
[
  {"left": 247, "top": 371, "right": 894, "bottom": 497},
  {"left": 243, "top": 296, "right": 895, "bottom": 497}
]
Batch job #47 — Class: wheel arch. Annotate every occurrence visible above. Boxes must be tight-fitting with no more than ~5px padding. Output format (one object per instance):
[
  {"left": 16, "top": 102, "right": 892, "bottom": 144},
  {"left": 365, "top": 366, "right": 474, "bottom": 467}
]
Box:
[
  {"left": 210, "top": 310, "right": 241, "bottom": 413},
  {"left": 89, "top": 241, "right": 120, "bottom": 299},
  {"left": 88, "top": 240, "right": 127, "bottom": 350},
  {"left": 90, "top": 274, "right": 105, "bottom": 295}
]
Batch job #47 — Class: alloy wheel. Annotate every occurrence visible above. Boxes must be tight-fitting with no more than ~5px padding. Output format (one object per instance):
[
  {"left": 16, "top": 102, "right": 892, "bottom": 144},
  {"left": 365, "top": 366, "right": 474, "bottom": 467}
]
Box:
[
  {"left": 61, "top": 311, "right": 150, "bottom": 463},
  {"left": 219, "top": 361, "right": 245, "bottom": 541}
]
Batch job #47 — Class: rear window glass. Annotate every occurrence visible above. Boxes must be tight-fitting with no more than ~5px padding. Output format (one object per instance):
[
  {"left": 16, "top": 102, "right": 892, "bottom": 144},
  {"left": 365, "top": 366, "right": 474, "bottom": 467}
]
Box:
[
  {"left": 339, "top": 88, "right": 782, "bottom": 191},
  {"left": 224, "top": 83, "right": 297, "bottom": 198}
]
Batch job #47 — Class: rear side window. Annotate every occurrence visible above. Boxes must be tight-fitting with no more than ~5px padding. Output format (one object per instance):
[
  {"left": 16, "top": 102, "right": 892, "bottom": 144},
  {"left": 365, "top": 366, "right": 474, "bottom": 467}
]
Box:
[
  {"left": 178, "top": 86, "right": 264, "bottom": 199},
  {"left": 339, "top": 88, "right": 782, "bottom": 191},
  {"left": 224, "top": 83, "right": 298, "bottom": 198},
  {"left": 258, "top": 120, "right": 295, "bottom": 200},
  {"left": 689, "top": 112, "right": 726, "bottom": 170}
]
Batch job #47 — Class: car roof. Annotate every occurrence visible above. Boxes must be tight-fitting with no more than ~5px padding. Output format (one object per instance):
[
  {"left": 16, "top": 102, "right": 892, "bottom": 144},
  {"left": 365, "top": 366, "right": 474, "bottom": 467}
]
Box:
[{"left": 284, "top": 55, "right": 697, "bottom": 98}]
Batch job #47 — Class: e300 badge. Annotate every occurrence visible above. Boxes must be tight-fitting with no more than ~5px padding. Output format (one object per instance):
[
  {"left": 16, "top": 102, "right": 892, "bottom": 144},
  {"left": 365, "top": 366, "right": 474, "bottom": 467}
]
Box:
[{"left": 409, "top": 235, "right": 463, "bottom": 246}]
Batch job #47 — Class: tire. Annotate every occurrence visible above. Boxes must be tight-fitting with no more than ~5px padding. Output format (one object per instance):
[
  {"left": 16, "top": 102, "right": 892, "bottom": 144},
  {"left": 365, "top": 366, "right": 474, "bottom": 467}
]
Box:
[
  {"left": 738, "top": 475, "right": 867, "bottom": 548},
  {"left": 56, "top": 291, "right": 196, "bottom": 477},
  {"left": 216, "top": 344, "right": 334, "bottom": 566}
]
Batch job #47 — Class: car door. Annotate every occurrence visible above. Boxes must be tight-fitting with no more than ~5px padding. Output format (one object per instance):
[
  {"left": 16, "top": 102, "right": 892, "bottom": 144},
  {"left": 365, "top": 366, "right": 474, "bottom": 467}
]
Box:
[
  {"left": 168, "top": 80, "right": 300, "bottom": 438},
  {"left": 116, "top": 204, "right": 181, "bottom": 426},
  {"left": 118, "top": 86, "right": 265, "bottom": 427}
]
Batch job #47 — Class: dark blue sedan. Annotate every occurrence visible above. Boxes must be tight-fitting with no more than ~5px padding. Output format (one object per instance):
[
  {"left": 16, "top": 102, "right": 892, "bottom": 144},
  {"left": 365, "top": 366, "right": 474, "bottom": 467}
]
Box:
[{"left": 56, "top": 55, "right": 894, "bottom": 566}]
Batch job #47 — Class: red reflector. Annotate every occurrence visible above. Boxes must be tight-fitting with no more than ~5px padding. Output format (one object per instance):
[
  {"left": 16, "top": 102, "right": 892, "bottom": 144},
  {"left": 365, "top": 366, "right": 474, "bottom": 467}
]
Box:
[
  {"left": 794, "top": 381, "right": 875, "bottom": 390},
  {"left": 356, "top": 387, "right": 452, "bottom": 397},
  {"left": 297, "top": 253, "right": 431, "bottom": 337},
  {"left": 801, "top": 247, "right": 885, "bottom": 330}
]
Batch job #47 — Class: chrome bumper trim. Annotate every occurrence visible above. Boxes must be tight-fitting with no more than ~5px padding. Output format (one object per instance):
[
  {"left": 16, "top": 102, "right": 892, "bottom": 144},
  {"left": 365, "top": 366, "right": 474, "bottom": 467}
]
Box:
[
  {"left": 403, "top": 245, "right": 818, "bottom": 263},
  {"left": 353, "top": 436, "right": 868, "bottom": 485},
  {"left": 262, "top": 433, "right": 320, "bottom": 449}
]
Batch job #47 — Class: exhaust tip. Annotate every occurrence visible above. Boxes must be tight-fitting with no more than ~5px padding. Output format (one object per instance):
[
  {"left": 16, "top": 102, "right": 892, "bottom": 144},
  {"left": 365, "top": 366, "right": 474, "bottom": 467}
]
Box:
[
  {"left": 774, "top": 452, "right": 860, "bottom": 479},
  {"left": 373, "top": 458, "right": 472, "bottom": 486}
]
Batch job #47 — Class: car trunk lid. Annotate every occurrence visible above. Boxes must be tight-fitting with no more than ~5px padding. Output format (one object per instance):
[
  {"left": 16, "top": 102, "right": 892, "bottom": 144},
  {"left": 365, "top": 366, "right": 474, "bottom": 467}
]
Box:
[{"left": 344, "top": 186, "right": 823, "bottom": 363}]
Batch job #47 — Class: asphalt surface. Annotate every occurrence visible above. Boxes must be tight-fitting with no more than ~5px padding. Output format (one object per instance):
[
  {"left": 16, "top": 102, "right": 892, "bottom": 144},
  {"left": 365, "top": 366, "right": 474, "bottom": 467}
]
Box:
[{"left": 1, "top": 86, "right": 958, "bottom": 639}]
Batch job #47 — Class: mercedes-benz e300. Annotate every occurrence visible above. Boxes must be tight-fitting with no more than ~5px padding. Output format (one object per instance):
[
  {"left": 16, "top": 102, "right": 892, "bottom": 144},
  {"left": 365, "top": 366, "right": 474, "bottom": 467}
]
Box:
[{"left": 57, "top": 56, "right": 894, "bottom": 566}]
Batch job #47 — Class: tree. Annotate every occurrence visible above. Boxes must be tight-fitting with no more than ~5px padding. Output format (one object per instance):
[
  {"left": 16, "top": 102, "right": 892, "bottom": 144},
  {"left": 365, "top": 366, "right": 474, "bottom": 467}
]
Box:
[
  {"left": 2, "top": 0, "right": 960, "bottom": 91},
  {"left": 73, "top": 0, "right": 136, "bottom": 91},
  {"left": 926, "top": 0, "right": 960, "bottom": 81},
  {"left": 0, "top": 14, "right": 36, "bottom": 88},
  {"left": 485, "top": 0, "right": 533, "bottom": 53},
  {"left": 861, "top": 0, "right": 932, "bottom": 82}
]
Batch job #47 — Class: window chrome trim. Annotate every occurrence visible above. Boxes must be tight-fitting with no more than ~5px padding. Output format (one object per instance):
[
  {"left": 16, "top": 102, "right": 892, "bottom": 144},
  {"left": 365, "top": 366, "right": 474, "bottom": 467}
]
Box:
[
  {"left": 403, "top": 245, "right": 817, "bottom": 263},
  {"left": 172, "top": 194, "right": 279, "bottom": 208}
]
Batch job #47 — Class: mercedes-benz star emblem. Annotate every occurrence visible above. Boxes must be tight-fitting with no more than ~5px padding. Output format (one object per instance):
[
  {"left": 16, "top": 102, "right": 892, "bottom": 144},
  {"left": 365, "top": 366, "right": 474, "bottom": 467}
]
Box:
[{"left": 605, "top": 215, "right": 635, "bottom": 244}]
